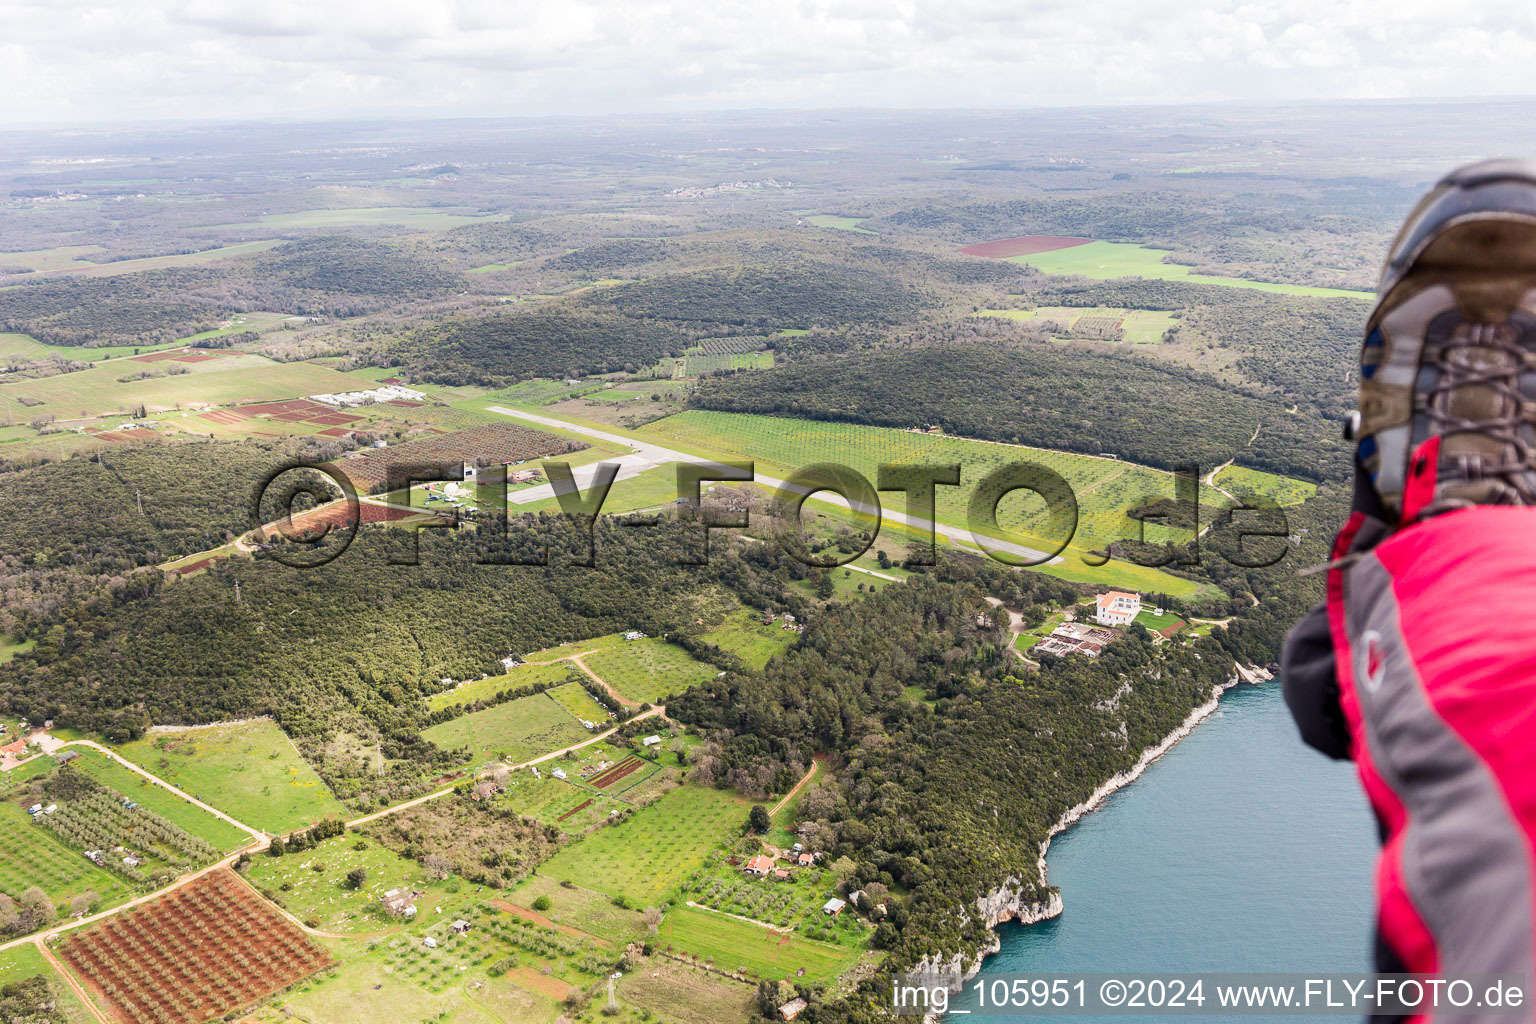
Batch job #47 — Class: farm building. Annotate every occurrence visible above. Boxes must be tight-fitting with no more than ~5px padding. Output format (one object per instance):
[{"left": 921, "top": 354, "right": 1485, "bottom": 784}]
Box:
[
  {"left": 451, "top": 920, "right": 472, "bottom": 934},
  {"left": 381, "top": 889, "right": 419, "bottom": 917},
  {"left": 509, "top": 469, "right": 540, "bottom": 484},
  {"left": 822, "top": 898, "right": 846, "bottom": 916},
  {"left": 1095, "top": 591, "right": 1141, "bottom": 627},
  {"left": 796, "top": 852, "right": 815, "bottom": 867},
  {"left": 641, "top": 735, "right": 662, "bottom": 748},
  {"left": 1037, "top": 622, "right": 1119, "bottom": 658},
  {"left": 744, "top": 855, "right": 774, "bottom": 876},
  {"left": 780, "top": 998, "right": 809, "bottom": 1021},
  {"left": 773, "top": 868, "right": 791, "bottom": 880},
  {"left": 422, "top": 937, "right": 437, "bottom": 949}
]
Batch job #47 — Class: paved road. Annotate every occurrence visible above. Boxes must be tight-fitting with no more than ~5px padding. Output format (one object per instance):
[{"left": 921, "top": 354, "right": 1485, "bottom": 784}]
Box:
[{"left": 486, "top": 406, "right": 1064, "bottom": 565}]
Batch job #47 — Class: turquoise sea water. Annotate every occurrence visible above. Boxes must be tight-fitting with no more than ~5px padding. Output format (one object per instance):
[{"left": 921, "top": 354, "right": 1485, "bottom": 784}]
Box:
[{"left": 951, "top": 682, "right": 1379, "bottom": 1020}]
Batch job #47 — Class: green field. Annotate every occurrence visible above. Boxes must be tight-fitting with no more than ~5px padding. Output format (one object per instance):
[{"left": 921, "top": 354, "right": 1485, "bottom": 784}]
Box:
[
  {"left": 0, "top": 354, "right": 366, "bottom": 418},
  {"left": 0, "top": 943, "right": 97, "bottom": 1024},
  {"left": 68, "top": 749, "right": 250, "bottom": 852},
  {"left": 580, "top": 638, "right": 719, "bottom": 705},
  {"left": 1007, "top": 241, "right": 1374, "bottom": 299},
  {"left": 655, "top": 904, "right": 859, "bottom": 983},
  {"left": 538, "top": 785, "right": 749, "bottom": 905},
  {"left": 1214, "top": 464, "right": 1319, "bottom": 506},
  {"left": 114, "top": 720, "right": 346, "bottom": 834},
  {"left": 57, "top": 240, "right": 286, "bottom": 278},
  {"left": 207, "top": 207, "right": 504, "bottom": 232},
  {"left": 0, "top": 799, "right": 127, "bottom": 905},
  {"left": 682, "top": 351, "right": 774, "bottom": 376},
  {"left": 979, "top": 306, "right": 1181, "bottom": 344},
  {"left": 0, "top": 244, "right": 107, "bottom": 273},
  {"left": 0, "top": 332, "right": 193, "bottom": 364},
  {"left": 804, "top": 215, "right": 876, "bottom": 234},
  {"left": 244, "top": 831, "right": 467, "bottom": 933},
  {"left": 498, "top": 771, "right": 625, "bottom": 834},
  {"left": 513, "top": 465, "right": 683, "bottom": 516},
  {"left": 703, "top": 608, "right": 797, "bottom": 670},
  {"left": 427, "top": 663, "right": 583, "bottom": 713},
  {"left": 544, "top": 681, "right": 614, "bottom": 725},
  {"left": 0, "top": 634, "right": 35, "bottom": 664},
  {"left": 422, "top": 692, "right": 593, "bottom": 763},
  {"left": 634, "top": 411, "right": 1233, "bottom": 594},
  {"left": 506, "top": 874, "right": 647, "bottom": 944}
]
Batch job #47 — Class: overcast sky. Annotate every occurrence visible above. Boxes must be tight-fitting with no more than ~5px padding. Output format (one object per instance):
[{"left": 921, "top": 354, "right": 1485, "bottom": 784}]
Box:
[{"left": 3, "top": 0, "right": 1536, "bottom": 125}]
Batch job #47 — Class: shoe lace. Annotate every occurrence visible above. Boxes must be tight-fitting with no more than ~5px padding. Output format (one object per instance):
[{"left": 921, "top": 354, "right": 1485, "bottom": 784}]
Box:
[{"left": 1419, "top": 321, "right": 1536, "bottom": 508}]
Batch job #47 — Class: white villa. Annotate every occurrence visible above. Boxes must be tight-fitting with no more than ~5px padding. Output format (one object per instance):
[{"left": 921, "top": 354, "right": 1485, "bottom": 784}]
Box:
[{"left": 1095, "top": 591, "right": 1141, "bottom": 627}]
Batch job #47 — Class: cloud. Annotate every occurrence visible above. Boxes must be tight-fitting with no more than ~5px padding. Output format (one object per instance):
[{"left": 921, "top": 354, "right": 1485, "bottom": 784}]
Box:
[{"left": 1, "top": 0, "right": 1535, "bottom": 125}]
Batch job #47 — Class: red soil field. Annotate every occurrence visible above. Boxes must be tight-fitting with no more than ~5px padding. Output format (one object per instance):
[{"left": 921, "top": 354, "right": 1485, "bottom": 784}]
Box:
[
  {"left": 199, "top": 410, "right": 244, "bottom": 425},
  {"left": 556, "top": 798, "right": 595, "bottom": 821},
  {"left": 272, "top": 410, "right": 317, "bottom": 422},
  {"left": 274, "top": 501, "right": 436, "bottom": 538},
  {"left": 957, "top": 235, "right": 1093, "bottom": 259},
  {"left": 308, "top": 412, "right": 363, "bottom": 425},
  {"left": 316, "top": 427, "right": 357, "bottom": 438},
  {"left": 233, "top": 399, "right": 327, "bottom": 417},
  {"left": 384, "top": 399, "right": 424, "bottom": 407},
  {"left": 91, "top": 429, "right": 162, "bottom": 444},
  {"left": 168, "top": 558, "right": 216, "bottom": 576},
  {"left": 589, "top": 757, "right": 645, "bottom": 789},
  {"left": 334, "top": 423, "right": 582, "bottom": 490},
  {"left": 59, "top": 870, "right": 332, "bottom": 1024}
]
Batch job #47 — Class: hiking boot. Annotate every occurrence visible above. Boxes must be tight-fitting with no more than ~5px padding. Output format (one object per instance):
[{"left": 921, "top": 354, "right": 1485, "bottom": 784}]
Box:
[{"left": 1350, "top": 158, "right": 1536, "bottom": 524}]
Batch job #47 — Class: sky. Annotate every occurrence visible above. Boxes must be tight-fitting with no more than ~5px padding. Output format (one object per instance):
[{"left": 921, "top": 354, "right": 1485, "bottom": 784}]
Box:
[{"left": 3, "top": 0, "right": 1536, "bottom": 125}]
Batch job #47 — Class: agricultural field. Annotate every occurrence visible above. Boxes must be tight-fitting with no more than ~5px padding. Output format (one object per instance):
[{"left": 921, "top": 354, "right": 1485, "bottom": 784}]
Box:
[
  {"left": 67, "top": 749, "right": 250, "bottom": 852},
  {"left": 579, "top": 637, "right": 719, "bottom": 705},
  {"left": 512, "top": 465, "right": 684, "bottom": 516},
  {"left": 655, "top": 904, "right": 859, "bottom": 984},
  {"left": 0, "top": 355, "right": 364, "bottom": 419},
  {"left": 0, "top": 243, "right": 107, "bottom": 273},
  {"left": 978, "top": 306, "right": 1181, "bottom": 345},
  {"left": 0, "top": 798, "right": 128, "bottom": 906},
  {"left": 1214, "top": 464, "right": 1319, "bottom": 506},
  {"left": 996, "top": 239, "right": 1374, "bottom": 299},
  {"left": 205, "top": 206, "right": 505, "bottom": 232},
  {"left": 497, "top": 771, "right": 626, "bottom": 833},
  {"left": 615, "top": 959, "right": 758, "bottom": 1024},
  {"left": 335, "top": 422, "right": 583, "bottom": 491},
  {"left": 421, "top": 692, "right": 593, "bottom": 763},
  {"left": 703, "top": 607, "right": 798, "bottom": 669},
  {"left": 684, "top": 841, "right": 862, "bottom": 943},
  {"left": 244, "top": 831, "right": 467, "bottom": 933},
  {"left": 503, "top": 874, "right": 646, "bottom": 944},
  {"left": 59, "top": 870, "right": 333, "bottom": 1024},
  {"left": 0, "top": 943, "right": 98, "bottom": 1024},
  {"left": 537, "top": 784, "right": 750, "bottom": 905},
  {"left": 804, "top": 214, "right": 875, "bottom": 234},
  {"left": 544, "top": 682, "right": 615, "bottom": 726},
  {"left": 0, "top": 332, "right": 188, "bottom": 363},
  {"left": 113, "top": 720, "right": 346, "bottom": 835},
  {"left": 35, "top": 766, "right": 222, "bottom": 884},
  {"left": 635, "top": 410, "right": 1234, "bottom": 593},
  {"left": 427, "top": 663, "right": 585, "bottom": 714},
  {"left": 682, "top": 351, "right": 774, "bottom": 376}
]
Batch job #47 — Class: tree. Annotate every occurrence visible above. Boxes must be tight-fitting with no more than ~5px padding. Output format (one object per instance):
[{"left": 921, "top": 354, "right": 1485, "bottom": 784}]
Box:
[
  {"left": 267, "top": 836, "right": 287, "bottom": 858},
  {"left": 641, "top": 906, "right": 663, "bottom": 935},
  {"left": 423, "top": 853, "right": 452, "bottom": 881},
  {"left": 830, "top": 856, "right": 858, "bottom": 888},
  {"left": 747, "top": 804, "right": 771, "bottom": 834},
  {"left": 0, "top": 894, "right": 18, "bottom": 935},
  {"left": 69, "top": 891, "right": 99, "bottom": 918},
  {"left": 815, "top": 574, "right": 835, "bottom": 599},
  {"left": 346, "top": 867, "right": 368, "bottom": 890},
  {"left": 532, "top": 895, "right": 552, "bottom": 912},
  {"left": 18, "top": 888, "right": 54, "bottom": 931}
]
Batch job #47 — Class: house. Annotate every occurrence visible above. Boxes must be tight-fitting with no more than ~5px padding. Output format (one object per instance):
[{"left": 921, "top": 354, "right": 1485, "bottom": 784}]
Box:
[
  {"left": 796, "top": 852, "right": 815, "bottom": 867},
  {"left": 641, "top": 735, "right": 662, "bottom": 748},
  {"left": 779, "top": 997, "right": 809, "bottom": 1021},
  {"left": 422, "top": 937, "right": 438, "bottom": 949},
  {"left": 122, "top": 855, "right": 141, "bottom": 868},
  {"left": 744, "top": 855, "right": 774, "bottom": 876},
  {"left": 551, "top": 768, "right": 567, "bottom": 781},
  {"left": 451, "top": 920, "right": 471, "bottom": 934},
  {"left": 822, "top": 898, "right": 846, "bottom": 916},
  {"left": 773, "top": 869, "right": 791, "bottom": 881},
  {"left": 508, "top": 469, "right": 540, "bottom": 485},
  {"left": 0, "top": 739, "right": 25, "bottom": 758},
  {"left": 1095, "top": 591, "right": 1141, "bottom": 627}
]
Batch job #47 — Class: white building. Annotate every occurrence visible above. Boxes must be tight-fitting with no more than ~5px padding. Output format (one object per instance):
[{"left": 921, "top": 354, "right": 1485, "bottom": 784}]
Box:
[{"left": 1095, "top": 591, "right": 1141, "bottom": 627}]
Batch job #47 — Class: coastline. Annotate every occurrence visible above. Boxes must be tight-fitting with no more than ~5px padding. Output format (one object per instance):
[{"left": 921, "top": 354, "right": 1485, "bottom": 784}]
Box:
[{"left": 916, "top": 665, "right": 1270, "bottom": 1019}]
